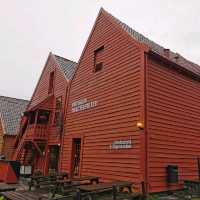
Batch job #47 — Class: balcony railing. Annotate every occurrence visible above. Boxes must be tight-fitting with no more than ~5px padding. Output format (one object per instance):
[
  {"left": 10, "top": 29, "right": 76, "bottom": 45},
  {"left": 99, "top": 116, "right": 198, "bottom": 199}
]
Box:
[{"left": 25, "top": 124, "right": 48, "bottom": 140}]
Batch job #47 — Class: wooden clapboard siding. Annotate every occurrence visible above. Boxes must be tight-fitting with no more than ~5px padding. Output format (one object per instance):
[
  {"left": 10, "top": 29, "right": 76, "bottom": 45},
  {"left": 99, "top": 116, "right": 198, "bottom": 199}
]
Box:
[
  {"left": 27, "top": 53, "right": 68, "bottom": 145},
  {"left": 14, "top": 53, "right": 71, "bottom": 174},
  {"left": 61, "top": 11, "right": 145, "bottom": 190},
  {"left": 28, "top": 54, "right": 67, "bottom": 112},
  {"left": 147, "top": 56, "right": 200, "bottom": 192},
  {"left": 27, "top": 54, "right": 57, "bottom": 110},
  {"left": 2, "top": 135, "right": 16, "bottom": 160}
]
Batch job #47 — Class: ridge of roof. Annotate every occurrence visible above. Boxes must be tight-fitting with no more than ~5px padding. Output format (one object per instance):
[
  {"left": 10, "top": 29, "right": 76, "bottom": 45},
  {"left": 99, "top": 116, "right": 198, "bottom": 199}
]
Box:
[
  {"left": 0, "top": 95, "right": 29, "bottom": 103},
  {"left": 53, "top": 54, "right": 77, "bottom": 80},
  {"left": 53, "top": 54, "right": 77, "bottom": 64},
  {"left": 101, "top": 8, "right": 200, "bottom": 77},
  {"left": 0, "top": 96, "right": 29, "bottom": 135}
]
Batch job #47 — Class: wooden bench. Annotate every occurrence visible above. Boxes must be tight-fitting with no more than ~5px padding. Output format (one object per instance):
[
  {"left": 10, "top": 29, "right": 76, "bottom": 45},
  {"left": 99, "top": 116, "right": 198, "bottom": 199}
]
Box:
[
  {"left": 0, "top": 183, "right": 16, "bottom": 192},
  {"left": 72, "top": 176, "right": 99, "bottom": 184},
  {"left": 77, "top": 181, "right": 141, "bottom": 200},
  {"left": 56, "top": 172, "right": 68, "bottom": 180},
  {"left": 51, "top": 176, "right": 99, "bottom": 197},
  {"left": 29, "top": 172, "right": 68, "bottom": 191},
  {"left": 51, "top": 181, "right": 141, "bottom": 200},
  {"left": 183, "top": 180, "right": 200, "bottom": 198},
  {"left": 29, "top": 176, "right": 57, "bottom": 191},
  {"left": 78, "top": 181, "right": 132, "bottom": 193},
  {"left": 1, "top": 190, "right": 49, "bottom": 200}
]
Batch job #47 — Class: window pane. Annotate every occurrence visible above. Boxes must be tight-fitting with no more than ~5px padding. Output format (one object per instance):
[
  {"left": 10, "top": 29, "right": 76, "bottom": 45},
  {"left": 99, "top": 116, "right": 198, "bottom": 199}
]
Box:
[
  {"left": 94, "top": 46, "right": 104, "bottom": 72},
  {"left": 56, "top": 97, "right": 62, "bottom": 110},
  {"left": 37, "top": 110, "right": 50, "bottom": 124},
  {"left": 48, "top": 71, "right": 55, "bottom": 94}
]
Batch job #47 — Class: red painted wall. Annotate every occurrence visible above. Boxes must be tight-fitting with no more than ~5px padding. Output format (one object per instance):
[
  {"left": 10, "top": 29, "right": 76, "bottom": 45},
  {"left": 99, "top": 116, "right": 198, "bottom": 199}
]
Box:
[
  {"left": 61, "top": 11, "right": 145, "bottom": 191},
  {"left": 2, "top": 135, "right": 16, "bottom": 160},
  {"left": 146, "top": 55, "right": 200, "bottom": 192},
  {"left": 60, "top": 10, "right": 200, "bottom": 194},
  {"left": 16, "top": 53, "right": 69, "bottom": 174},
  {"left": 28, "top": 54, "right": 68, "bottom": 146}
]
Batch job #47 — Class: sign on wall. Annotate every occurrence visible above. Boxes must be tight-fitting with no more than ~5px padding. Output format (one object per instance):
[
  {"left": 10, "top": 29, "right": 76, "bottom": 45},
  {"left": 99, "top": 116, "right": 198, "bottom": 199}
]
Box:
[
  {"left": 72, "top": 98, "right": 98, "bottom": 113},
  {"left": 110, "top": 138, "right": 132, "bottom": 150}
]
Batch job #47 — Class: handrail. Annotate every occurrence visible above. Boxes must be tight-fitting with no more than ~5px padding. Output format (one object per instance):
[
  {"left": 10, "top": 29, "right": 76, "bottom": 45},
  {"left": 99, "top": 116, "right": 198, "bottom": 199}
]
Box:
[{"left": 25, "top": 124, "right": 48, "bottom": 140}]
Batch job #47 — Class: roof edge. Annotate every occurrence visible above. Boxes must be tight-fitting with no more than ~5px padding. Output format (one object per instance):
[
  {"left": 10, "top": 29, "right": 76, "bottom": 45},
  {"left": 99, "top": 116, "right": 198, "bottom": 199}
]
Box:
[
  {"left": 53, "top": 54, "right": 77, "bottom": 65},
  {"left": 52, "top": 53, "right": 77, "bottom": 81},
  {"left": 149, "top": 50, "right": 200, "bottom": 81},
  {"left": 101, "top": 8, "right": 150, "bottom": 53},
  {"left": 0, "top": 95, "right": 29, "bottom": 102}
]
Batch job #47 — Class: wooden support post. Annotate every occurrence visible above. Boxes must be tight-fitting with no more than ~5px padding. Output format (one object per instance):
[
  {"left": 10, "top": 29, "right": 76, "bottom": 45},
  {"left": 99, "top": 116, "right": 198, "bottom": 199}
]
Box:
[
  {"left": 112, "top": 185, "right": 117, "bottom": 200},
  {"left": 197, "top": 157, "right": 200, "bottom": 181},
  {"left": 76, "top": 189, "right": 81, "bottom": 200}
]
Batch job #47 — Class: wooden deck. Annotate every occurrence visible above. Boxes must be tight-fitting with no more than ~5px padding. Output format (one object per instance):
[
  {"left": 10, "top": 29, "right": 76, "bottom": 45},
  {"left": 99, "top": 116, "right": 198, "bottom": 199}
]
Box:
[{"left": 0, "top": 183, "right": 16, "bottom": 192}]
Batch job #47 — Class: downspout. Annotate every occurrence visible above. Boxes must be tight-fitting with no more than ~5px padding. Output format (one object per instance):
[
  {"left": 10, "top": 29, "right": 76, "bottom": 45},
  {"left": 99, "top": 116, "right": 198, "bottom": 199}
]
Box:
[
  {"left": 144, "top": 52, "right": 149, "bottom": 196},
  {"left": 59, "top": 82, "right": 69, "bottom": 172}
]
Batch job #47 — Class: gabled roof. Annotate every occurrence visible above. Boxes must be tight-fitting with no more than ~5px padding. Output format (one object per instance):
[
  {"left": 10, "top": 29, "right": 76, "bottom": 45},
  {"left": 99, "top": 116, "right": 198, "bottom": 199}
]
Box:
[
  {"left": 102, "top": 9, "right": 200, "bottom": 77},
  {"left": 0, "top": 96, "right": 29, "bottom": 135},
  {"left": 53, "top": 54, "right": 77, "bottom": 80}
]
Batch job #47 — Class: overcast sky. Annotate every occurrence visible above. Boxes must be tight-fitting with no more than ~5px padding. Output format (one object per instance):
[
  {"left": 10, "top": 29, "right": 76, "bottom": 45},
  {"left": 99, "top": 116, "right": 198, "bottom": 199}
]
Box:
[{"left": 0, "top": 0, "right": 199, "bottom": 100}]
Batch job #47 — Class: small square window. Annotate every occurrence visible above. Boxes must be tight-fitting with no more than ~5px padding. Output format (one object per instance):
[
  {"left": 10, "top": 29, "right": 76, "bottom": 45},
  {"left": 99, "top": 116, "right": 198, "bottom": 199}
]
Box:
[
  {"left": 94, "top": 46, "right": 104, "bottom": 72},
  {"left": 56, "top": 97, "right": 62, "bottom": 110},
  {"left": 95, "top": 62, "right": 103, "bottom": 72},
  {"left": 48, "top": 71, "right": 55, "bottom": 94}
]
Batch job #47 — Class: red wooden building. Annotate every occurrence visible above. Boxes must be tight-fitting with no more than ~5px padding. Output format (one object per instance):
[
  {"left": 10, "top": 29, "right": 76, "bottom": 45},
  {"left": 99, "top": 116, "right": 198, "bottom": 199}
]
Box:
[
  {"left": 0, "top": 96, "right": 28, "bottom": 160},
  {"left": 14, "top": 53, "right": 77, "bottom": 175},
  {"left": 60, "top": 8, "right": 200, "bottom": 194}
]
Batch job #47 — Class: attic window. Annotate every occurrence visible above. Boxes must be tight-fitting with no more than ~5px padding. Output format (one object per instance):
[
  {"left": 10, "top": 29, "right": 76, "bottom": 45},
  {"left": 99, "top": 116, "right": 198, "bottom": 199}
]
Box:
[
  {"left": 48, "top": 71, "right": 55, "bottom": 94},
  {"left": 94, "top": 46, "right": 104, "bottom": 72},
  {"left": 56, "top": 97, "right": 62, "bottom": 110},
  {"left": 54, "top": 96, "right": 62, "bottom": 126}
]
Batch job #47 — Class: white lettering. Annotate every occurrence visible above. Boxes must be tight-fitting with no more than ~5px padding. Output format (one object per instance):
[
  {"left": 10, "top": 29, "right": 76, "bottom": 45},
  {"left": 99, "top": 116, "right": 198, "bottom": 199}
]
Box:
[
  {"left": 72, "top": 99, "right": 98, "bottom": 113},
  {"left": 110, "top": 139, "right": 132, "bottom": 150}
]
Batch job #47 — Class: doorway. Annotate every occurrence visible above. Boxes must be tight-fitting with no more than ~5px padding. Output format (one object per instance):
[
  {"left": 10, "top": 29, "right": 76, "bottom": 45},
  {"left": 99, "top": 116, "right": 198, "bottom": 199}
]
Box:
[
  {"left": 48, "top": 145, "right": 60, "bottom": 173},
  {"left": 71, "top": 138, "right": 81, "bottom": 177}
]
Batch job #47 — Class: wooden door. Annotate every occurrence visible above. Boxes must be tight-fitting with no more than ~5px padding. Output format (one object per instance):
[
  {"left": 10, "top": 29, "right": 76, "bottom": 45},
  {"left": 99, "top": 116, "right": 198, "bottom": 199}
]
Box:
[
  {"left": 71, "top": 138, "right": 81, "bottom": 177},
  {"left": 48, "top": 145, "right": 60, "bottom": 173}
]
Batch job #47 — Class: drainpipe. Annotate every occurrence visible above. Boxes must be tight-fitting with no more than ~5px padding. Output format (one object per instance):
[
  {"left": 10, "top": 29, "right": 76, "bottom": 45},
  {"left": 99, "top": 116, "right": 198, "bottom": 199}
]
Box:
[
  {"left": 144, "top": 52, "right": 149, "bottom": 197},
  {"left": 59, "top": 83, "right": 69, "bottom": 173}
]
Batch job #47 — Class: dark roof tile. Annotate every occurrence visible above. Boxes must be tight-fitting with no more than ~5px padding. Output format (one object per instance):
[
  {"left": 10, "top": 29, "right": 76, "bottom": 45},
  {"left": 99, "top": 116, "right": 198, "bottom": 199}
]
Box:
[
  {"left": 54, "top": 55, "right": 77, "bottom": 80},
  {"left": 0, "top": 96, "right": 29, "bottom": 135}
]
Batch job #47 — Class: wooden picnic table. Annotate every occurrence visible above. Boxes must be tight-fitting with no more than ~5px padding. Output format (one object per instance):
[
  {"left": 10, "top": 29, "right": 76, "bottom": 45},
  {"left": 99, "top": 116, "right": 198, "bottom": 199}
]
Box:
[
  {"left": 1, "top": 190, "right": 49, "bottom": 200},
  {"left": 56, "top": 176, "right": 99, "bottom": 184},
  {"left": 76, "top": 181, "right": 138, "bottom": 200},
  {"left": 28, "top": 172, "right": 68, "bottom": 191},
  {"left": 51, "top": 176, "right": 99, "bottom": 197},
  {"left": 78, "top": 181, "right": 132, "bottom": 193},
  {"left": 54, "top": 176, "right": 99, "bottom": 189},
  {"left": 0, "top": 183, "right": 16, "bottom": 192}
]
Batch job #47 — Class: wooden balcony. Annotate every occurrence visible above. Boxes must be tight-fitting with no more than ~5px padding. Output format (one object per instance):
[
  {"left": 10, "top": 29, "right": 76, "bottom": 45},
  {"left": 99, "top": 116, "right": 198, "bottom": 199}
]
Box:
[{"left": 25, "top": 124, "right": 48, "bottom": 141}]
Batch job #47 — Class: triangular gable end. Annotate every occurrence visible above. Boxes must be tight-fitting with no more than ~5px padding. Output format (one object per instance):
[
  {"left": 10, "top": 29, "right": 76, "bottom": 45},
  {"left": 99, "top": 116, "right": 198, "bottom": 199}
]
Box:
[
  {"left": 27, "top": 53, "right": 75, "bottom": 110},
  {"left": 70, "top": 8, "right": 149, "bottom": 84}
]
